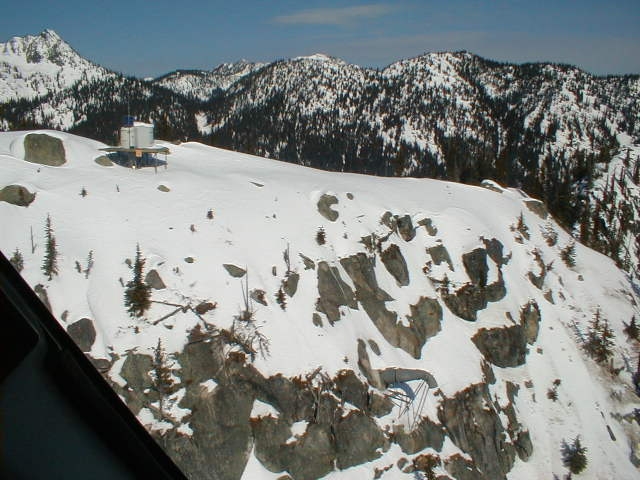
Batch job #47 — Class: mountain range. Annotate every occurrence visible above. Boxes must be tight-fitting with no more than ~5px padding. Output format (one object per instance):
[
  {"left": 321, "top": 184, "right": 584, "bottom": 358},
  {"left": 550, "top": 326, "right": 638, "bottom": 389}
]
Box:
[{"left": 1, "top": 29, "right": 639, "bottom": 286}]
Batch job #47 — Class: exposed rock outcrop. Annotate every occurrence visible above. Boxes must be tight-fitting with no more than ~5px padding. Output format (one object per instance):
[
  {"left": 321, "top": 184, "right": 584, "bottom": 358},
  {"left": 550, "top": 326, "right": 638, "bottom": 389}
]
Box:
[
  {"left": 438, "top": 383, "right": 517, "bottom": 480},
  {"left": 341, "top": 253, "right": 441, "bottom": 358},
  {"left": 520, "top": 300, "right": 541, "bottom": 345},
  {"left": 23, "top": 133, "right": 66, "bottom": 166},
  {"left": 316, "top": 261, "right": 357, "bottom": 324},
  {"left": 282, "top": 272, "right": 300, "bottom": 297},
  {"left": 427, "top": 244, "right": 453, "bottom": 270},
  {"left": 67, "top": 318, "right": 96, "bottom": 352},
  {"left": 380, "top": 243, "right": 409, "bottom": 286},
  {"left": 393, "top": 417, "right": 445, "bottom": 454},
  {"left": 472, "top": 325, "right": 528, "bottom": 368}
]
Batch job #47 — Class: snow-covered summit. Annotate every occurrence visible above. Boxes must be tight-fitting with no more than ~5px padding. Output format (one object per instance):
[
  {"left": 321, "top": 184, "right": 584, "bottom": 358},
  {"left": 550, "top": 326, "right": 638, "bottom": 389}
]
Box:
[
  {"left": 0, "top": 29, "right": 109, "bottom": 103},
  {"left": 1, "top": 130, "right": 639, "bottom": 479}
]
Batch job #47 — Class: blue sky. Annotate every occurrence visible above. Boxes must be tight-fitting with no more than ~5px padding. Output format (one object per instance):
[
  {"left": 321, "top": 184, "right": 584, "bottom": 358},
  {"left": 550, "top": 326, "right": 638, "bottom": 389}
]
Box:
[{"left": 1, "top": 1, "right": 638, "bottom": 77}]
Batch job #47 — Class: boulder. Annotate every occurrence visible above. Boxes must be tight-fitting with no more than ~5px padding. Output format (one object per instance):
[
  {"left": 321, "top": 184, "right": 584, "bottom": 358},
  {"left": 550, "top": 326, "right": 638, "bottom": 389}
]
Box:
[
  {"left": 94, "top": 155, "right": 113, "bottom": 167},
  {"left": 317, "top": 194, "right": 339, "bottom": 221},
  {"left": 23, "top": 133, "right": 66, "bottom": 166},
  {"left": 145, "top": 269, "right": 166, "bottom": 290},
  {"left": 67, "top": 318, "right": 96, "bottom": 352},
  {"left": 157, "top": 184, "right": 171, "bottom": 192},
  {"left": 223, "top": 264, "right": 246, "bottom": 278},
  {"left": 0, "top": 185, "right": 36, "bottom": 207}
]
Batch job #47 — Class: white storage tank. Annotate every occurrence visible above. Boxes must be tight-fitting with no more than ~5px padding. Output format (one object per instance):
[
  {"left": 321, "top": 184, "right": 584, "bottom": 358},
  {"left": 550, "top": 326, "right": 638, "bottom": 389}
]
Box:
[
  {"left": 119, "top": 126, "right": 135, "bottom": 148},
  {"left": 119, "top": 122, "right": 154, "bottom": 148},
  {"left": 134, "top": 122, "right": 154, "bottom": 148}
]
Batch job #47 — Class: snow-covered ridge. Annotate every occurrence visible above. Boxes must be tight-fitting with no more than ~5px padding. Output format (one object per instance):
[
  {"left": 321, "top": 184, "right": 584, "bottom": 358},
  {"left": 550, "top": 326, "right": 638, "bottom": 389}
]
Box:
[{"left": 1, "top": 130, "right": 639, "bottom": 479}]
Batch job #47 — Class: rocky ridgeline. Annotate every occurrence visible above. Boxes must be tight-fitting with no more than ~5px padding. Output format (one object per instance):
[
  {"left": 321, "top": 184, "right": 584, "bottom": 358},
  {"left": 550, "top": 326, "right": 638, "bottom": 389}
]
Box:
[{"left": 90, "top": 205, "right": 547, "bottom": 480}]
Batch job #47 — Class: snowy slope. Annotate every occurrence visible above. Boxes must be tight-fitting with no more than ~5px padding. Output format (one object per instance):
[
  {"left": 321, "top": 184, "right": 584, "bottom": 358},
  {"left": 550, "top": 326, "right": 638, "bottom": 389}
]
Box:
[
  {"left": 154, "top": 61, "right": 266, "bottom": 101},
  {"left": 0, "top": 29, "right": 109, "bottom": 102},
  {"left": 1, "top": 131, "right": 640, "bottom": 479}
]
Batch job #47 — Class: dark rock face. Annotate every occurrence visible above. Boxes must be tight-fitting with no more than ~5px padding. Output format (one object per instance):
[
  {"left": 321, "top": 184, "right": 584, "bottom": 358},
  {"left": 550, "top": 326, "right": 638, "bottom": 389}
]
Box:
[
  {"left": 23, "top": 133, "right": 66, "bottom": 166},
  {"left": 67, "top": 318, "right": 96, "bottom": 352},
  {"left": 223, "top": 263, "right": 247, "bottom": 278},
  {"left": 520, "top": 300, "right": 541, "bottom": 345},
  {"left": 438, "top": 383, "right": 516, "bottom": 480},
  {"left": 394, "top": 417, "right": 445, "bottom": 454},
  {"left": 283, "top": 272, "right": 300, "bottom": 297},
  {"left": 34, "top": 284, "right": 52, "bottom": 312},
  {"left": 145, "top": 269, "right": 166, "bottom": 290},
  {"left": 335, "top": 411, "right": 386, "bottom": 469},
  {"left": 396, "top": 215, "right": 415, "bottom": 242},
  {"left": 442, "top": 248, "right": 506, "bottom": 321},
  {"left": 523, "top": 199, "right": 548, "bottom": 219},
  {"left": 380, "top": 243, "right": 410, "bottom": 286},
  {"left": 317, "top": 194, "right": 339, "bottom": 221},
  {"left": 482, "top": 238, "right": 508, "bottom": 266},
  {"left": 417, "top": 218, "right": 438, "bottom": 236},
  {"left": 0, "top": 184, "right": 36, "bottom": 206},
  {"left": 316, "top": 261, "right": 357, "bottom": 323},
  {"left": 427, "top": 244, "right": 453, "bottom": 270},
  {"left": 462, "top": 248, "right": 489, "bottom": 287},
  {"left": 406, "top": 296, "right": 443, "bottom": 346},
  {"left": 472, "top": 325, "right": 528, "bottom": 368},
  {"left": 381, "top": 212, "right": 415, "bottom": 241},
  {"left": 298, "top": 253, "right": 315, "bottom": 270},
  {"left": 341, "top": 253, "right": 441, "bottom": 358},
  {"left": 444, "top": 454, "right": 484, "bottom": 480}
]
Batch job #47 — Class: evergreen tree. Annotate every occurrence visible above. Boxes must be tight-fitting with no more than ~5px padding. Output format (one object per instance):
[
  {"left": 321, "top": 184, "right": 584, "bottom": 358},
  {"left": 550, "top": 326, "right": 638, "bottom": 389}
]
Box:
[
  {"left": 623, "top": 316, "right": 639, "bottom": 341},
  {"left": 9, "top": 248, "right": 24, "bottom": 273},
  {"left": 584, "top": 309, "right": 615, "bottom": 363},
  {"left": 42, "top": 214, "right": 58, "bottom": 280},
  {"left": 124, "top": 244, "right": 151, "bottom": 318},
  {"left": 151, "top": 338, "right": 175, "bottom": 419},
  {"left": 561, "top": 436, "right": 588, "bottom": 474},
  {"left": 560, "top": 242, "right": 576, "bottom": 267}
]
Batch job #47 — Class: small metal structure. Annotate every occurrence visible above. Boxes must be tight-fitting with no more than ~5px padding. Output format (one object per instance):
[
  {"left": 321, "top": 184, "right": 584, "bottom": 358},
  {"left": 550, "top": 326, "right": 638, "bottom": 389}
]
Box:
[
  {"left": 381, "top": 368, "right": 437, "bottom": 430},
  {"left": 99, "top": 117, "right": 170, "bottom": 170}
]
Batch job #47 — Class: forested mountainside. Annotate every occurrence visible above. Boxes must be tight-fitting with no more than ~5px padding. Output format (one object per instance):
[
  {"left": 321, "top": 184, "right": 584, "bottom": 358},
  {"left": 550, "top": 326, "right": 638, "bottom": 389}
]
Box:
[{"left": 1, "top": 30, "right": 639, "bottom": 280}]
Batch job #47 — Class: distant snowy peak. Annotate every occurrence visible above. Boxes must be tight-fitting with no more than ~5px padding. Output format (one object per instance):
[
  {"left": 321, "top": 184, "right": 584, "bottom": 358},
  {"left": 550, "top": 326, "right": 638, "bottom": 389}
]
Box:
[
  {"left": 154, "top": 60, "right": 265, "bottom": 100},
  {"left": 0, "top": 29, "right": 109, "bottom": 102}
]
